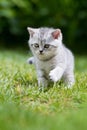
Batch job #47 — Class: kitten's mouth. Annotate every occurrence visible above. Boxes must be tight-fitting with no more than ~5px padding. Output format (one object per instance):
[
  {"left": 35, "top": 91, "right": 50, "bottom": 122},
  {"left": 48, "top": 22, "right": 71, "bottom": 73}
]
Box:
[{"left": 39, "top": 53, "right": 43, "bottom": 55}]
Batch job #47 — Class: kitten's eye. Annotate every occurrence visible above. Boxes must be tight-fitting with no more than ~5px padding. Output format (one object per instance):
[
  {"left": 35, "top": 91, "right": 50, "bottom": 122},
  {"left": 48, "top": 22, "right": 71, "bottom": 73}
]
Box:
[
  {"left": 44, "top": 44, "right": 50, "bottom": 48},
  {"left": 34, "top": 43, "right": 39, "bottom": 48}
]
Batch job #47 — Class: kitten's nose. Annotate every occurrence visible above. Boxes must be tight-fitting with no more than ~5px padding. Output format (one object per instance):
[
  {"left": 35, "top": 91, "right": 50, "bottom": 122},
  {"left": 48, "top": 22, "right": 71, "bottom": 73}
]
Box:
[{"left": 39, "top": 50, "right": 43, "bottom": 54}]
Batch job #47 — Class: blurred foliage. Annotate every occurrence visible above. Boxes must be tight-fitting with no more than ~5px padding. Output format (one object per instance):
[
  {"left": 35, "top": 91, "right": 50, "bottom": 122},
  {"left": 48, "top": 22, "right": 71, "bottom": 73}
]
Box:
[{"left": 0, "top": 0, "right": 87, "bottom": 53}]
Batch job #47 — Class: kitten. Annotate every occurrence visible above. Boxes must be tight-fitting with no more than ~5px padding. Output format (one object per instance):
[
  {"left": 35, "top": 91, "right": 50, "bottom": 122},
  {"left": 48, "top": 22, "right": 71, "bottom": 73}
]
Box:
[{"left": 27, "top": 27, "right": 75, "bottom": 90}]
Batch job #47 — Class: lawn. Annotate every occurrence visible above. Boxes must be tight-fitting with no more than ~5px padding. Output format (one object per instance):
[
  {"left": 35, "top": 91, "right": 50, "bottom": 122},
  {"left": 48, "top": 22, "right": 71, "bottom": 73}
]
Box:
[{"left": 0, "top": 49, "right": 87, "bottom": 130}]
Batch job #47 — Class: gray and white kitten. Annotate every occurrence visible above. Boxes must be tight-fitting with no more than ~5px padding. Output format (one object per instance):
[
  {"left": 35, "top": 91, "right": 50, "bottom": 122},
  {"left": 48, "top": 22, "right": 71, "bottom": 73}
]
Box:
[{"left": 27, "top": 27, "right": 75, "bottom": 90}]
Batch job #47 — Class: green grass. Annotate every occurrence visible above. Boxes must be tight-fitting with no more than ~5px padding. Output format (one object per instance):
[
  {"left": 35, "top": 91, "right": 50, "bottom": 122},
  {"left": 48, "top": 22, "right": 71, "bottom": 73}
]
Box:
[{"left": 0, "top": 50, "right": 87, "bottom": 130}]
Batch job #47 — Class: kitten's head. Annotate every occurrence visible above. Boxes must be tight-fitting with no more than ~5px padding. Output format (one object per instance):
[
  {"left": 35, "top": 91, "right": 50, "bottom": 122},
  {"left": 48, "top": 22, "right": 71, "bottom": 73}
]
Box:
[{"left": 27, "top": 27, "right": 62, "bottom": 61}]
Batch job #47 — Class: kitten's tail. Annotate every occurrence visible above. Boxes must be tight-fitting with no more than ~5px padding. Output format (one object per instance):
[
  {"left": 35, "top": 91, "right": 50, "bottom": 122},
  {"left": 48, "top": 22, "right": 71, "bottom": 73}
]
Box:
[{"left": 27, "top": 57, "right": 34, "bottom": 64}]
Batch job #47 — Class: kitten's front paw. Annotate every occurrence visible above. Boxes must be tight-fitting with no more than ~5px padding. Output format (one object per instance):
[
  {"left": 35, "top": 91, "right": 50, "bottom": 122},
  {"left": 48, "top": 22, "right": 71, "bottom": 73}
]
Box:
[
  {"left": 27, "top": 57, "right": 34, "bottom": 64},
  {"left": 49, "top": 70, "right": 58, "bottom": 82}
]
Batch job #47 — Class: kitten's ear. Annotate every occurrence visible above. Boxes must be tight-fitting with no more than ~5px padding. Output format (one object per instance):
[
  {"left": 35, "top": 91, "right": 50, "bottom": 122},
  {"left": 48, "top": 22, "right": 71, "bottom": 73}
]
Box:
[
  {"left": 27, "top": 27, "right": 35, "bottom": 37},
  {"left": 51, "top": 29, "right": 61, "bottom": 39}
]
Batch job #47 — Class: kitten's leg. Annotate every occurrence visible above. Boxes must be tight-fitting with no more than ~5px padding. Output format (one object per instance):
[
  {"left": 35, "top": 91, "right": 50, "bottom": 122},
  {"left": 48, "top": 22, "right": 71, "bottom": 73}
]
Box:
[
  {"left": 37, "top": 70, "right": 48, "bottom": 91},
  {"left": 27, "top": 57, "right": 34, "bottom": 64},
  {"left": 49, "top": 67, "right": 64, "bottom": 82},
  {"left": 62, "top": 71, "right": 75, "bottom": 88},
  {"left": 38, "top": 77, "right": 48, "bottom": 91}
]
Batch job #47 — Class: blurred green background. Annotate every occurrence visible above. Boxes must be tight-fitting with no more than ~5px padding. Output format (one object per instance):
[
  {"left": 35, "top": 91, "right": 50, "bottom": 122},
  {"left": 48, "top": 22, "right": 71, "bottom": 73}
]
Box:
[{"left": 0, "top": 0, "right": 87, "bottom": 54}]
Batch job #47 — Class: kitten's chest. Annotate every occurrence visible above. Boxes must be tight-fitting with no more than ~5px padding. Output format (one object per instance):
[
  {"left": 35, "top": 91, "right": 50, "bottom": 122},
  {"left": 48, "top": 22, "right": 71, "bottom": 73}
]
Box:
[{"left": 38, "top": 60, "right": 55, "bottom": 74}]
